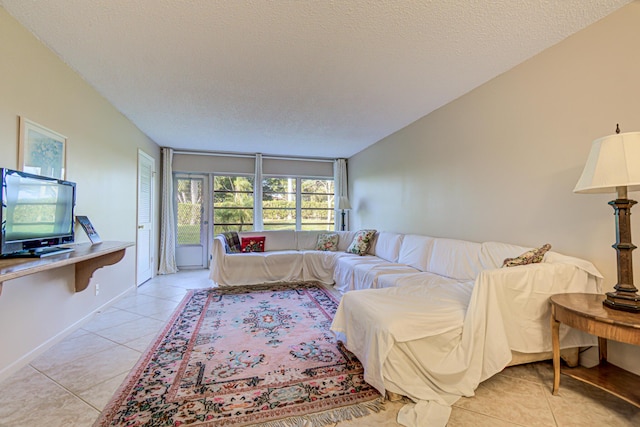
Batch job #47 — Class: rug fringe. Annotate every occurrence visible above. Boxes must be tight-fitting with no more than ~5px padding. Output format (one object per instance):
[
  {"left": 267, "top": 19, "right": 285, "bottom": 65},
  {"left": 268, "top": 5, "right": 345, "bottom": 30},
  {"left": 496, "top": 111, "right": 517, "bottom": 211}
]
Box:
[{"left": 249, "top": 398, "right": 386, "bottom": 427}]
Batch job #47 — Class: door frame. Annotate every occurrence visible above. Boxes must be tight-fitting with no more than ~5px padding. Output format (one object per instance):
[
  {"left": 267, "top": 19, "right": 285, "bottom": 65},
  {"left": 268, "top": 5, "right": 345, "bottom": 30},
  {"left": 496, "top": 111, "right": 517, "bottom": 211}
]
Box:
[{"left": 136, "top": 149, "right": 155, "bottom": 285}]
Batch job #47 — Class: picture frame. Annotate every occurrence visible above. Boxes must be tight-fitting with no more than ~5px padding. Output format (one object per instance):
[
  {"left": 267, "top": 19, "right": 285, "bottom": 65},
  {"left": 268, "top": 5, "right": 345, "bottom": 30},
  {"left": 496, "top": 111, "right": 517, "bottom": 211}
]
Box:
[
  {"left": 19, "top": 116, "right": 67, "bottom": 180},
  {"left": 76, "top": 215, "right": 102, "bottom": 245}
]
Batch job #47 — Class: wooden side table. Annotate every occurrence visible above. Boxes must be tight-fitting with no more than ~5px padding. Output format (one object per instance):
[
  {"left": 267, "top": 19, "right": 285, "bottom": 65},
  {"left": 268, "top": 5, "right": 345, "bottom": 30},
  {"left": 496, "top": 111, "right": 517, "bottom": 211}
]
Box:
[{"left": 550, "top": 293, "right": 640, "bottom": 407}]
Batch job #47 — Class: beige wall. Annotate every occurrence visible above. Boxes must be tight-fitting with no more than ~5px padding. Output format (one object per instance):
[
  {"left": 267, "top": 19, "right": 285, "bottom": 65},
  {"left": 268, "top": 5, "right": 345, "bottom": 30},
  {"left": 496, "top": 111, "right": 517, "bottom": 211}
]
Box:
[
  {"left": 0, "top": 8, "right": 160, "bottom": 379},
  {"left": 349, "top": 2, "right": 640, "bottom": 373}
]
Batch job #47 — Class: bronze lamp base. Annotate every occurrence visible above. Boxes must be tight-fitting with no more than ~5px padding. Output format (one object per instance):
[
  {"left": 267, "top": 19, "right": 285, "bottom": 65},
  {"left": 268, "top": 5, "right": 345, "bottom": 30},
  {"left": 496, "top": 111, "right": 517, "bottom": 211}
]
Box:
[
  {"left": 604, "top": 290, "right": 640, "bottom": 312},
  {"left": 604, "top": 194, "right": 640, "bottom": 313}
]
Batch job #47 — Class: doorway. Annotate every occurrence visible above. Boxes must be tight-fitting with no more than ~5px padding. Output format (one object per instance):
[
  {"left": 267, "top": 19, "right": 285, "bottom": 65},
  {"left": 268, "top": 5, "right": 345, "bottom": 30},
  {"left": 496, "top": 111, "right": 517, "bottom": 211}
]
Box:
[
  {"left": 137, "top": 149, "right": 155, "bottom": 286},
  {"left": 175, "top": 174, "right": 210, "bottom": 268}
]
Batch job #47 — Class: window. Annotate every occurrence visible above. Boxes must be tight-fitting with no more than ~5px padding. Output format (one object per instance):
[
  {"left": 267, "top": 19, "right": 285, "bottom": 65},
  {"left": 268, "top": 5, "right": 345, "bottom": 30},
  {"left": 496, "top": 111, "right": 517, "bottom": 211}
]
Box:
[
  {"left": 262, "top": 177, "right": 296, "bottom": 230},
  {"left": 213, "top": 175, "right": 254, "bottom": 235},
  {"left": 262, "top": 177, "right": 334, "bottom": 231},
  {"left": 301, "top": 178, "right": 334, "bottom": 230}
]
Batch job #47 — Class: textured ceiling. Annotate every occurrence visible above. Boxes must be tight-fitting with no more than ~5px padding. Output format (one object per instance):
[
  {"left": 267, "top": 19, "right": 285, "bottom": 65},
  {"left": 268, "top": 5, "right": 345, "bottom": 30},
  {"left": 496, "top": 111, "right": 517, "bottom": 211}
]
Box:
[{"left": 0, "top": 1, "right": 632, "bottom": 158}]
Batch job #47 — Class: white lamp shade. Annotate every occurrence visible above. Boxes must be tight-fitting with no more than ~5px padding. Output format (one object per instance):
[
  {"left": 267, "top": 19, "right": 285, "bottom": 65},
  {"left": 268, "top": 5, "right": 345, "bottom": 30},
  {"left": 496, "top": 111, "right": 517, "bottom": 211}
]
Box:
[
  {"left": 337, "top": 196, "right": 351, "bottom": 210},
  {"left": 574, "top": 131, "right": 640, "bottom": 194}
]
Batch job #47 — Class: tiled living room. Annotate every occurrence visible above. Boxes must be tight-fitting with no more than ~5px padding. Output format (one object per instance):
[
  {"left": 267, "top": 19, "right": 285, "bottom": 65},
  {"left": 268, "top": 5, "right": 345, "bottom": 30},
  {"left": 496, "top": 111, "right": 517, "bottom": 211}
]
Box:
[{"left": 2, "top": 1, "right": 640, "bottom": 426}]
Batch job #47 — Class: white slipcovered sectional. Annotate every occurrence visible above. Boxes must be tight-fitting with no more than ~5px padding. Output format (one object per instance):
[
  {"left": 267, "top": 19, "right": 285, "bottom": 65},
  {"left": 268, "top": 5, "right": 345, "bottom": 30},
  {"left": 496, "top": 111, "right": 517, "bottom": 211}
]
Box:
[
  {"left": 209, "top": 228, "right": 601, "bottom": 365},
  {"left": 209, "top": 229, "right": 600, "bottom": 299},
  {"left": 209, "top": 229, "right": 602, "bottom": 427}
]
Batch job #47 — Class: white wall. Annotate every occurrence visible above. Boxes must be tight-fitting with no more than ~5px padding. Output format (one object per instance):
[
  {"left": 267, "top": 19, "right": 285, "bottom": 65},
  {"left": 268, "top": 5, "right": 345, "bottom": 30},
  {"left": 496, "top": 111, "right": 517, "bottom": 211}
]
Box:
[
  {"left": 0, "top": 7, "right": 160, "bottom": 379},
  {"left": 349, "top": 2, "right": 640, "bottom": 373}
]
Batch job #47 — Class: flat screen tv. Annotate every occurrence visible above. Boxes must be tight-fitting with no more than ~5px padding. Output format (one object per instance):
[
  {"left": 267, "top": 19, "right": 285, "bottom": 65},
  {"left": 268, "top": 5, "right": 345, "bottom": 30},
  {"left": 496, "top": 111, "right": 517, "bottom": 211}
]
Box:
[{"left": 1, "top": 168, "right": 76, "bottom": 257}]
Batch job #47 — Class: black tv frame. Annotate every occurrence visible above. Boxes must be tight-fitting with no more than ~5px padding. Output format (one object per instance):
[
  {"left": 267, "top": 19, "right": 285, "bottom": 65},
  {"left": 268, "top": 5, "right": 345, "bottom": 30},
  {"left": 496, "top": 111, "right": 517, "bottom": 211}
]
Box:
[{"left": 0, "top": 168, "right": 76, "bottom": 258}]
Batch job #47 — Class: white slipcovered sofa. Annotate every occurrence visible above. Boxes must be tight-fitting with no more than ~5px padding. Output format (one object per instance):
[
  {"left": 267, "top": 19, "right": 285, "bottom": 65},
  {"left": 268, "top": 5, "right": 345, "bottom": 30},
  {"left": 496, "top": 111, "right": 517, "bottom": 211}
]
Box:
[{"left": 209, "top": 230, "right": 368, "bottom": 286}]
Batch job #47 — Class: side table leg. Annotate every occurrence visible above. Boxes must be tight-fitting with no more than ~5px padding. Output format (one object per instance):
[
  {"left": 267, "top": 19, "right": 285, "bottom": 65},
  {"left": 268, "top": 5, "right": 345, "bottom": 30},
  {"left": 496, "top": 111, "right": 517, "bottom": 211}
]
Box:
[
  {"left": 598, "top": 337, "right": 607, "bottom": 363},
  {"left": 551, "top": 313, "right": 561, "bottom": 395}
]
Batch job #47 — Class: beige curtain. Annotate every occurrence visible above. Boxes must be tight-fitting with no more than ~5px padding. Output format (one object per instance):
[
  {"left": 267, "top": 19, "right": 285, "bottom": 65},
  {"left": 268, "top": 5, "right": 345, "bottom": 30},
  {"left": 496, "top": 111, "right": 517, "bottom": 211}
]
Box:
[{"left": 158, "top": 147, "right": 178, "bottom": 274}]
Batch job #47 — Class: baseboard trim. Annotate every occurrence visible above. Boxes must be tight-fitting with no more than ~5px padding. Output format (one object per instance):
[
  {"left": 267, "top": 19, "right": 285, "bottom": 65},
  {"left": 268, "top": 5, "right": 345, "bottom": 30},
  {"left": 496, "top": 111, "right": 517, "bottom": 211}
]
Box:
[{"left": 0, "top": 286, "right": 134, "bottom": 383}]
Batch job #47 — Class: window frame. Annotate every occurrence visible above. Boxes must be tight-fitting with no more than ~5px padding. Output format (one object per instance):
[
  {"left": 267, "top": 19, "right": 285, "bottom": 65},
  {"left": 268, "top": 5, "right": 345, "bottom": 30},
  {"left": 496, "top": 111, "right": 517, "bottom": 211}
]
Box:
[
  {"left": 262, "top": 175, "right": 334, "bottom": 231},
  {"left": 212, "top": 173, "right": 255, "bottom": 234}
]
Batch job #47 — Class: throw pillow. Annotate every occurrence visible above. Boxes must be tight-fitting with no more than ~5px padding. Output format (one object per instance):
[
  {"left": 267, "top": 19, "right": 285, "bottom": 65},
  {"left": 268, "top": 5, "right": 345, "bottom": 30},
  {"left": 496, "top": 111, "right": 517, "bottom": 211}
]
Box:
[
  {"left": 503, "top": 244, "right": 551, "bottom": 267},
  {"left": 221, "top": 231, "right": 241, "bottom": 253},
  {"left": 315, "top": 233, "right": 339, "bottom": 251},
  {"left": 241, "top": 236, "right": 266, "bottom": 253},
  {"left": 346, "top": 229, "right": 377, "bottom": 256}
]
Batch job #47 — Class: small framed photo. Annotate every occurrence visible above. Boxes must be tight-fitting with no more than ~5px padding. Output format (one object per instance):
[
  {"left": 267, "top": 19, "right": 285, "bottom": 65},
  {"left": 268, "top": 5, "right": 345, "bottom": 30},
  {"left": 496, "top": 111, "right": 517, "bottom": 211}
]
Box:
[
  {"left": 19, "top": 116, "right": 67, "bottom": 180},
  {"left": 76, "top": 215, "right": 102, "bottom": 245}
]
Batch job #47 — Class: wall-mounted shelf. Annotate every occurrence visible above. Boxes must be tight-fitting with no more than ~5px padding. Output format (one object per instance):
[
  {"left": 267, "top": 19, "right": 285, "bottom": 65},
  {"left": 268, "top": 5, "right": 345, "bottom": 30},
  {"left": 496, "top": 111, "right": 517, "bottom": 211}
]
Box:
[{"left": 0, "top": 241, "right": 134, "bottom": 296}]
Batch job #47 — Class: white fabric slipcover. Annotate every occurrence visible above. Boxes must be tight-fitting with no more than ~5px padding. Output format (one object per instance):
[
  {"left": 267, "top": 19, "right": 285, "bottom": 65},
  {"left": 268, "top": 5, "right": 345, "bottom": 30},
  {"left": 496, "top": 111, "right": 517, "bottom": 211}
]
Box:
[
  {"left": 333, "top": 231, "right": 407, "bottom": 292},
  {"left": 396, "top": 234, "right": 435, "bottom": 271},
  {"left": 301, "top": 250, "right": 355, "bottom": 284},
  {"left": 428, "top": 238, "right": 483, "bottom": 281},
  {"left": 336, "top": 231, "right": 359, "bottom": 252},
  {"left": 295, "top": 230, "right": 327, "bottom": 250},
  {"left": 214, "top": 251, "right": 304, "bottom": 285},
  {"left": 331, "top": 252, "right": 602, "bottom": 427},
  {"left": 479, "top": 241, "right": 531, "bottom": 269},
  {"left": 210, "top": 230, "right": 363, "bottom": 286},
  {"left": 349, "top": 236, "right": 483, "bottom": 291},
  {"left": 370, "top": 231, "right": 405, "bottom": 262},
  {"left": 333, "top": 255, "right": 387, "bottom": 293},
  {"left": 351, "top": 263, "right": 420, "bottom": 290}
]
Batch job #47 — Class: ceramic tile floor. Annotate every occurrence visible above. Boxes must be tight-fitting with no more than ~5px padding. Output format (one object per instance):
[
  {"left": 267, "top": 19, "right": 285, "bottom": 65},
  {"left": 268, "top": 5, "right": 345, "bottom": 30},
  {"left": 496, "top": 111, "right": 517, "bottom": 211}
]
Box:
[{"left": 1, "top": 269, "right": 639, "bottom": 427}]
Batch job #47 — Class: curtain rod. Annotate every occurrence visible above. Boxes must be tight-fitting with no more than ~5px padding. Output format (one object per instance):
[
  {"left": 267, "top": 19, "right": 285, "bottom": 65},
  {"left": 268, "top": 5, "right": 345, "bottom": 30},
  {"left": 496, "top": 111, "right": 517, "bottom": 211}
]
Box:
[{"left": 172, "top": 149, "right": 336, "bottom": 163}]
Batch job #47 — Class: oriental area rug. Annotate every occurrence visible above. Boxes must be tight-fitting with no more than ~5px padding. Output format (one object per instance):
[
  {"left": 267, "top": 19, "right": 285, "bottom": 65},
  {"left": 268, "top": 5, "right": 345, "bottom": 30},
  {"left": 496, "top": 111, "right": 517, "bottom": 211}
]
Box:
[{"left": 94, "top": 282, "right": 382, "bottom": 427}]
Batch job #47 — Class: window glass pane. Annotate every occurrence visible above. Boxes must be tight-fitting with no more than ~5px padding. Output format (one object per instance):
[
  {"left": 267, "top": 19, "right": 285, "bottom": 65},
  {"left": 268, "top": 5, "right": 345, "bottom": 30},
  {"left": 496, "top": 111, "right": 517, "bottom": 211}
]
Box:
[
  {"left": 214, "top": 175, "right": 253, "bottom": 191},
  {"left": 263, "top": 222, "right": 296, "bottom": 231},
  {"left": 214, "top": 192, "right": 253, "bottom": 206},
  {"left": 263, "top": 205, "right": 296, "bottom": 230},
  {"left": 263, "top": 177, "right": 296, "bottom": 195},
  {"left": 213, "top": 175, "right": 253, "bottom": 233},
  {"left": 214, "top": 208, "right": 254, "bottom": 224},
  {"left": 301, "top": 209, "right": 334, "bottom": 231},
  {"left": 263, "top": 177, "right": 296, "bottom": 230},
  {"left": 301, "top": 179, "right": 334, "bottom": 195},
  {"left": 301, "top": 222, "right": 334, "bottom": 231},
  {"left": 301, "top": 194, "right": 334, "bottom": 209},
  {"left": 176, "top": 177, "right": 202, "bottom": 245},
  {"left": 301, "top": 180, "right": 334, "bottom": 211}
]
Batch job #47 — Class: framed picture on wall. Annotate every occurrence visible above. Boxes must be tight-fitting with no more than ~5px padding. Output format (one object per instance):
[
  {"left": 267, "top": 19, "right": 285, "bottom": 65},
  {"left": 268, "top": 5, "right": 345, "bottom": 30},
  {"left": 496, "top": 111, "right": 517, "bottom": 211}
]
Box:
[{"left": 18, "top": 116, "right": 67, "bottom": 180}]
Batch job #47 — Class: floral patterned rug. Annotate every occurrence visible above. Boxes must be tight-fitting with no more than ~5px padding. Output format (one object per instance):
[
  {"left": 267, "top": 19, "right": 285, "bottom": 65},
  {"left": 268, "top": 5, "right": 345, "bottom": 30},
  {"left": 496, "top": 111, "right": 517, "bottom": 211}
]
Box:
[{"left": 94, "top": 282, "right": 382, "bottom": 427}]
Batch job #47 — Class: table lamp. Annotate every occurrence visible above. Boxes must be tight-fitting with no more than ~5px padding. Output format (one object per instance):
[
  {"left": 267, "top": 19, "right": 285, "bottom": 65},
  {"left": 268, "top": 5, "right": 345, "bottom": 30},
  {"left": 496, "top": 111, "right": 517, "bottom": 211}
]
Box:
[
  {"left": 337, "top": 196, "right": 351, "bottom": 231},
  {"left": 574, "top": 125, "right": 640, "bottom": 312}
]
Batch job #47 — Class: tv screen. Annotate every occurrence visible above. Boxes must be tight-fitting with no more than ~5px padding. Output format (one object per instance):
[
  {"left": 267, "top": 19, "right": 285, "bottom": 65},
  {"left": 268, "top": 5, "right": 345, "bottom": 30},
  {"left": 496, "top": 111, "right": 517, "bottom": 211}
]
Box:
[{"left": 1, "top": 168, "right": 76, "bottom": 256}]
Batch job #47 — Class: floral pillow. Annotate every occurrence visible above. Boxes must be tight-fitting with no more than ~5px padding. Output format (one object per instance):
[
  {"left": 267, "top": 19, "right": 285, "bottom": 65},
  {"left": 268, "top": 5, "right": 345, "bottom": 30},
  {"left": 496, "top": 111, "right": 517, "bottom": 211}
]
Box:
[
  {"left": 346, "top": 229, "right": 377, "bottom": 256},
  {"left": 241, "top": 236, "right": 266, "bottom": 253},
  {"left": 503, "top": 244, "right": 551, "bottom": 267},
  {"left": 315, "top": 233, "right": 339, "bottom": 251}
]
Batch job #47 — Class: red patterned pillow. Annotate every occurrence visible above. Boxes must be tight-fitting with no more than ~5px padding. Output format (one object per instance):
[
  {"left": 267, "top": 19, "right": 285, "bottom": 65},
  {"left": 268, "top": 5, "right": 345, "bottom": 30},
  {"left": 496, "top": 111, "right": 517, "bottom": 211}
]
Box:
[{"left": 241, "top": 236, "right": 265, "bottom": 252}]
